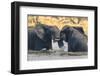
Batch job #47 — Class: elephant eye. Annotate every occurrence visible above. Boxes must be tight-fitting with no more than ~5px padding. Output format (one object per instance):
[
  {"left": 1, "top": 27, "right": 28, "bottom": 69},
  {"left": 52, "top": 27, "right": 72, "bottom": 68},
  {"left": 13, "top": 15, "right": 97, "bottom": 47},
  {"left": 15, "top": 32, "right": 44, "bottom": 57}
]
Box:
[{"left": 38, "top": 29, "right": 44, "bottom": 32}]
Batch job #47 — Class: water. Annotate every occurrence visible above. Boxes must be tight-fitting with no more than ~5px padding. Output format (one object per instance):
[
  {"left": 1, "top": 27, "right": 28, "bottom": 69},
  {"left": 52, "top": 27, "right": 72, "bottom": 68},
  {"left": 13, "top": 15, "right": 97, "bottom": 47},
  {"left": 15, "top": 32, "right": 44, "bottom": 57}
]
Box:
[
  {"left": 63, "top": 41, "right": 68, "bottom": 52},
  {"left": 52, "top": 40, "right": 60, "bottom": 50},
  {"left": 52, "top": 40, "right": 68, "bottom": 52}
]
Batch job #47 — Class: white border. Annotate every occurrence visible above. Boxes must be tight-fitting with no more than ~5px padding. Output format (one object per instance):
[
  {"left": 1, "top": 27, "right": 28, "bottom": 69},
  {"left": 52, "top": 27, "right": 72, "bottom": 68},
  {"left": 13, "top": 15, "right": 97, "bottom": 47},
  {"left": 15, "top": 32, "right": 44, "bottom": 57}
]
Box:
[{"left": 20, "top": 6, "right": 95, "bottom": 70}]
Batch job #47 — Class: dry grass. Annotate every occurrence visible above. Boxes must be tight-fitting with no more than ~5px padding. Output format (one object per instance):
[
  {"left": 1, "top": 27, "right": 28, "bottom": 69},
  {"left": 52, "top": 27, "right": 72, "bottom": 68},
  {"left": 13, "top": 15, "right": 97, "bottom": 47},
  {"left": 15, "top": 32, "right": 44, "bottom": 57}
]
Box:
[{"left": 28, "top": 16, "right": 88, "bottom": 35}]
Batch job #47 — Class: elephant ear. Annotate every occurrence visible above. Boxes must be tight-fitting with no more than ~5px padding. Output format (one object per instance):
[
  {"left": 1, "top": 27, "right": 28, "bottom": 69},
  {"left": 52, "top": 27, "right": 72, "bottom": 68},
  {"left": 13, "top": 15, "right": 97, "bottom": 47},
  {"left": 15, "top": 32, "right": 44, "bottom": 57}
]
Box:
[
  {"left": 34, "top": 26, "right": 45, "bottom": 40},
  {"left": 74, "top": 27, "right": 85, "bottom": 34}
]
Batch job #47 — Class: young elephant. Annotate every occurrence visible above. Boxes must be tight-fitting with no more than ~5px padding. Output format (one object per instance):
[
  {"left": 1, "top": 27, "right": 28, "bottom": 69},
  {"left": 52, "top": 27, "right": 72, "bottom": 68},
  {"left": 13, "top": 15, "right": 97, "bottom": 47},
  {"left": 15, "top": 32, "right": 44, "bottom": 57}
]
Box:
[
  {"left": 28, "top": 24, "right": 60, "bottom": 51},
  {"left": 59, "top": 26, "right": 88, "bottom": 52}
]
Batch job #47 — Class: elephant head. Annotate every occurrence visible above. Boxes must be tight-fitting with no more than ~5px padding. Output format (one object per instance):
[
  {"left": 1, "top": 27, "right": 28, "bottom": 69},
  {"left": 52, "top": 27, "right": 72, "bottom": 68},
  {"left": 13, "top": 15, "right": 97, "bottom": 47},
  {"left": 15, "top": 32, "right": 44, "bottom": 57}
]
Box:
[
  {"left": 59, "top": 25, "right": 88, "bottom": 52},
  {"left": 44, "top": 26, "right": 60, "bottom": 42},
  {"left": 60, "top": 25, "right": 87, "bottom": 42},
  {"left": 34, "top": 24, "right": 60, "bottom": 42}
]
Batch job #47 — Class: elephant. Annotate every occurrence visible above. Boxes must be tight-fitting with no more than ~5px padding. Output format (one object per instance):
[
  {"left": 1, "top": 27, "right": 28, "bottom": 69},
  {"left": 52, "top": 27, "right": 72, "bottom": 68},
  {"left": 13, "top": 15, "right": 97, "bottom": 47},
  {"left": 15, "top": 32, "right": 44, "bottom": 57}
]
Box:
[
  {"left": 28, "top": 24, "right": 60, "bottom": 51},
  {"left": 60, "top": 26, "right": 86, "bottom": 35},
  {"left": 58, "top": 26, "right": 88, "bottom": 52}
]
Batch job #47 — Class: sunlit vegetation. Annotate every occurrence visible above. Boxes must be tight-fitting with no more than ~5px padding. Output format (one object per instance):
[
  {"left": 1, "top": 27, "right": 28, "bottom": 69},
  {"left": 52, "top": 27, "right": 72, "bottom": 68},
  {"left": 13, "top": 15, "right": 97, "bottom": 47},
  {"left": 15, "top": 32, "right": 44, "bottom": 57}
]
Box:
[{"left": 28, "top": 15, "right": 88, "bottom": 35}]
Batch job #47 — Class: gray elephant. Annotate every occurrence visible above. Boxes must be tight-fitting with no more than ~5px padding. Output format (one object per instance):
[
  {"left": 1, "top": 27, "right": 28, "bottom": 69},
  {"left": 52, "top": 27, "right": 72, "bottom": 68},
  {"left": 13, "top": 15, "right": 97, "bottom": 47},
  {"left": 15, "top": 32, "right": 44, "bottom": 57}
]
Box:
[
  {"left": 58, "top": 26, "right": 88, "bottom": 52},
  {"left": 61, "top": 26, "right": 87, "bottom": 36},
  {"left": 28, "top": 23, "right": 60, "bottom": 51}
]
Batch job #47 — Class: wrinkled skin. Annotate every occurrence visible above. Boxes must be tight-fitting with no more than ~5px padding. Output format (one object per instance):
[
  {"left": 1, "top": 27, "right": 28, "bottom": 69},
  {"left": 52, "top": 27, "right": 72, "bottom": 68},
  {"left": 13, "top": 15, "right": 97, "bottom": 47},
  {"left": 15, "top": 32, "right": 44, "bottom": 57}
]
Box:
[
  {"left": 28, "top": 24, "right": 60, "bottom": 51},
  {"left": 61, "top": 26, "right": 86, "bottom": 36},
  {"left": 58, "top": 26, "right": 88, "bottom": 52}
]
